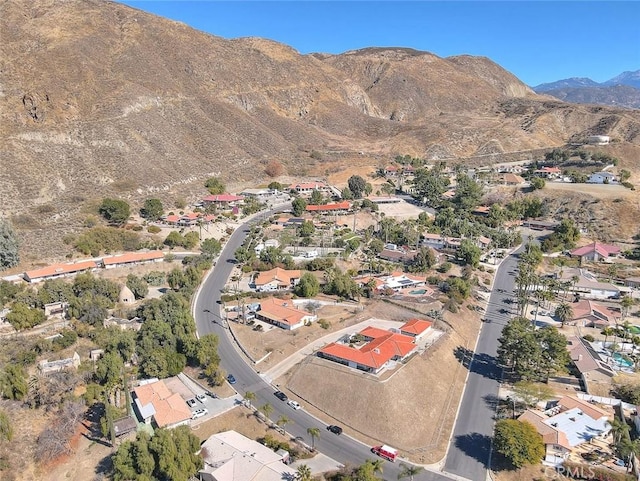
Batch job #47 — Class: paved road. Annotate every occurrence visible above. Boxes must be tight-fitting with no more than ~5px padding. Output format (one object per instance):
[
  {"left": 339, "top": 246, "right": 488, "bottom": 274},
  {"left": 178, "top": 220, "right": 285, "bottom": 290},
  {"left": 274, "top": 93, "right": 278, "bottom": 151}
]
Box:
[
  {"left": 443, "top": 244, "right": 524, "bottom": 480},
  {"left": 193, "top": 206, "right": 457, "bottom": 480}
]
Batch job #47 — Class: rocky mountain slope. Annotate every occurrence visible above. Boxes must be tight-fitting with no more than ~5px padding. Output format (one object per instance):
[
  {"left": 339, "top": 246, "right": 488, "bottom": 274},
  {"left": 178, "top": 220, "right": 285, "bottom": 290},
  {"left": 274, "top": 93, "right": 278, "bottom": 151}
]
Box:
[{"left": 1, "top": 0, "right": 640, "bottom": 262}]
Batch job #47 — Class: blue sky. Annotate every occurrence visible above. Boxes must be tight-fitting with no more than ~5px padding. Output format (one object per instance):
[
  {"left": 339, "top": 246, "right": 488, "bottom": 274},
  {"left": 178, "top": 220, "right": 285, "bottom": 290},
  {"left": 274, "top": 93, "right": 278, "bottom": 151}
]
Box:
[{"left": 119, "top": 1, "right": 639, "bottom": 86}]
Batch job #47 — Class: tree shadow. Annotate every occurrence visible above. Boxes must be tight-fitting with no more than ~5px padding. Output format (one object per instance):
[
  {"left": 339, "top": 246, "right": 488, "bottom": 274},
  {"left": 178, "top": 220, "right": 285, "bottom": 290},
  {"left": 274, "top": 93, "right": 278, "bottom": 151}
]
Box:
[
  {"left": 453, "top": 432, "right": 493, "bottom": 466},
  {"left": 453, "top": 346, "right": 502, "bottom": 381},
  {"left": 95, "top": 453, "right": 113, "bottom": 477}
]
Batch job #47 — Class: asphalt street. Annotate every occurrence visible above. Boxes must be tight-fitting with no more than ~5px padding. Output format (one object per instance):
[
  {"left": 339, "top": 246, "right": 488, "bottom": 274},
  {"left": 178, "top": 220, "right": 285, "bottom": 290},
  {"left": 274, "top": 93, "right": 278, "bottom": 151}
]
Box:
[
  {"left": 193, "top": 206, "right": 523, "bottom": 480},
  {"left": 443, "top": 244, "right": 524, "bottom": 480}
]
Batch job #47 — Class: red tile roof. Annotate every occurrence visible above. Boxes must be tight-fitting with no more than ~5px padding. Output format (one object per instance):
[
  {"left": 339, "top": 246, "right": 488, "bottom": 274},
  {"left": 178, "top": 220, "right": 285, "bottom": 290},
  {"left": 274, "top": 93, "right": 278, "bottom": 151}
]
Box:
[
  {"left": 133, "top": 380, "right": 192, "bottom": 428},
  {"left": 254, "top": 268, "right": 301, "bottom": 287},
  {"left": 203, "top": 193, "right": 244, "bottom": 202},
  {"left": 25, "top": 260, "right": 98, "bottom": 281},
  {"left": 400, "top": 318, "right": 432, "bottom": 335},
  {"left": 258, "top": 298, "right": 313, "bottom": 327},
  {"left": 164, "top": 214, "right": 180, "bottom": 223},
  {"left": 320, "top": 330, "right": 416, "bottom": 370},
  {"left": 570, "top": 242, "right": 620, "bottom": 258},
  {"left": 535, "top": 166, "right": 562, "bottom": 174},
  {"left": 306, "top": 201, "right": 351, "bottom": 212},
  {"left": 102, "top": 251, "right": 164, "bottom": 266}
]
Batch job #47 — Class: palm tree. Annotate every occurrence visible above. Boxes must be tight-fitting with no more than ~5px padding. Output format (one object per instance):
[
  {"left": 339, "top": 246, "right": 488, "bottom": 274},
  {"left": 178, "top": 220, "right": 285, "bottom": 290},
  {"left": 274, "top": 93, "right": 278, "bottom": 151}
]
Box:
[
  {"left": 306, "top": 427, "right": 320, "bottom": 450},
  {"left": 276, "top": 415, "right": 290, "bottom": 430},
  {"left": 621, "top": 296, "right": 635, "bottom": 321},
  {"left": 244, "top": 391, "right": 256, "bottom": 408},
  {"left": 370, "top": 458, "right": 384, "bottom": 476},
  {"left": 397, "top": 462, "right": 423, "bottom": 481},
  {"left": 609, "top": 417, "right": 630, "bottom": 445},
  {"left": 260, "top": 403, "right": 273, "bottom": 421},
  {"left": 555, "top": 302, "right": 574, "bottom": 328},
  {"left": 296, "top": 464, "right": 312, "bottom": 481},
  {"left": 602, "top": 327, "right": 615, "bottom": 350}
]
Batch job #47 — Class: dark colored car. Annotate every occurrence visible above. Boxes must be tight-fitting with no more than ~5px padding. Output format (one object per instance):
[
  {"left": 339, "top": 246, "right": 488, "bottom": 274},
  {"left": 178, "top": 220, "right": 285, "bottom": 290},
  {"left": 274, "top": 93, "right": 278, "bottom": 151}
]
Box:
[
  {"left": 226, "top": 374, "right": 236, "bottom": 384},
  {"left": 274, "top": 391, "right": 288, "bottom": 402},
  {"left": 327, "top": 425, "right": 343, "bottom": 435}
]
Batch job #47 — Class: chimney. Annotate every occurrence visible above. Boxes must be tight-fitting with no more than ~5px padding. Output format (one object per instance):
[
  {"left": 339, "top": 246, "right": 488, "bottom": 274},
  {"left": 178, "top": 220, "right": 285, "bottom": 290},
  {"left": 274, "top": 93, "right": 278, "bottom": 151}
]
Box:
[{"left": 578, "top": 355, "right": 583, "bottom": 361}]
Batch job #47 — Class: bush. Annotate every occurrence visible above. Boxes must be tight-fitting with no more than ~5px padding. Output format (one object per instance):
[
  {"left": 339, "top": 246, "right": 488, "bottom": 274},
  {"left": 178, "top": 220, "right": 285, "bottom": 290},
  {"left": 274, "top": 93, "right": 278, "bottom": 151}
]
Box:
[
  {"left": 438, "top": 262, "right": 452, "bottom": 273},
  {"left": 622, "top": 181, "right": 635, "bottom": 190},
  {"left": 582, "top": 334, "right": 595, "bottom": 342},
  {"left": 147, "top": 225, "right": 161, "bottom": 234},
  {"left": 318, "top": 319, "right": 331, "bottom": 330}
]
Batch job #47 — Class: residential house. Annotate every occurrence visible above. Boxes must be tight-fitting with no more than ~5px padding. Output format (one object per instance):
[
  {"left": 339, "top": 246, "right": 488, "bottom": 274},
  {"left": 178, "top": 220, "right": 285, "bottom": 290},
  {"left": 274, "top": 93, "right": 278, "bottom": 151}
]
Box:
[
  {"left": 254, "top": 268, "right": 301, "bottom": 292},
  {"left": 38, "top": 352, "right": 81, "bottom": 374},
  {"left": 567, "top": 300, "right": 618, "bottom": 328},
  {"left": 501, "top": 173, "right": 526, "bottom": 186},
  {"left": 305, "top": 201, "right": 351, "bottom": 214},
  {"left": 569, "top": 242, "right": 620, "bottom": 262},
  {"left": 422, "top": 233, "right": 455, "bottom": 250},
  {"left": 255, "top": 298, "right": 316, "bottom": 330},
  {"left": 399, "top": 318, "right": 433, "bottom": 342},
  {"left": 521, "top": 219, "right": 559, "bottom": 231},
  {"left": 199, "top": 430, "right": 297, "bottom": 481},
  {"left": 518, "top": 396, "right": 610, "bottom": 466},
  {"left": 102, "top": 251, "right": 164, "bottom": 269},
  {"left": 44, "top": 301, "right": 67, "bottom": 318},
  {"left": 24, "top": 260, "right": 99, "bottom": 283},
  {"left": 104, "top": 316, "right": 143, "bottom": 331},
  {"left": 588, "top": 135, "right": 610, "bottom": 145},
  {"left": 534, "top": 166, "right": 562, "bottom": 179},
  {"left": 379, "top": 272, "right": 425, "bottom": 292},
  {"left": 624, "top": 277, "right": 640, "bottom": 289},
  {"left": 557, "top": 268, "right": 620, "bottom": 300},
  {"left": 240, "top": 188, "right": 272, "bottom": 199},
  {"left": 587, "top": 172, "right": 616, "bottom": 184},
  {"left": 113, "top": 416, "right": 137, "bottom": 438},
  {"left": 201, "top": 193, "right": 244, "bottom": 207},
  {"left": 132, "top": 379, "right": 192, "bottom": 429},
  {"left": 318, "top": 326, "right": 417, "bottom": 374},
  {"left": 288, "top": 181, "right": 330, "bottom": 196},
  {"left": 566, "top": 336, "right": 616, "bottom": 392},
  {"left": 378, "top": 246, "right": 417, "bottom": 263}
]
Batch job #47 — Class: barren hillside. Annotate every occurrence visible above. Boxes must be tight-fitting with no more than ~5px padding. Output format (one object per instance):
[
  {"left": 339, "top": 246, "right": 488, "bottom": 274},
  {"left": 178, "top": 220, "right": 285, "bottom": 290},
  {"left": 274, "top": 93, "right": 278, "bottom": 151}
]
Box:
[{"left": 1, "top": 0, "right": 640, "bottom": 261}]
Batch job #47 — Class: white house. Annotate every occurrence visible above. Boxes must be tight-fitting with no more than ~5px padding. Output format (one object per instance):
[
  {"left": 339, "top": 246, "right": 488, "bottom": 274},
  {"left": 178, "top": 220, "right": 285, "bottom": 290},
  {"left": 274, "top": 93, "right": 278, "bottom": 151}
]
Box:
[{"left": 587, "top": 172, "right": 616, "bottom": 184}]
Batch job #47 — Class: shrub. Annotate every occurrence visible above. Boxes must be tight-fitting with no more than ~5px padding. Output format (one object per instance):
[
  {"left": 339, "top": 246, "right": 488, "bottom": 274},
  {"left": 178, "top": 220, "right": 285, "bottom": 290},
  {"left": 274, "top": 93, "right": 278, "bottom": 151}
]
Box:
[
  {"left": 438, "top": 262, "right": 452, "bottom": 273},
  {"left": 582, "top": 334, "right": 595, "bottom": 342},
  {"left": 147, "top": 225, "right": 161, "bottom": 234},
  {"left": 622, "top": 181, "right": 635, "bottom": 190},
  {"left": 318, "top": 319, "right": 331, "bottom": 330}
]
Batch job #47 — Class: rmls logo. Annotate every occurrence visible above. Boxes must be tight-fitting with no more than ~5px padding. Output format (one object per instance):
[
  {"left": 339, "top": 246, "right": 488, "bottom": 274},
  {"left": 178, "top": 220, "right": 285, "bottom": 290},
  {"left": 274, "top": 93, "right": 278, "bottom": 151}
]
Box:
[{"left": 544, "top": 465, "right": 604, "bottom": 479}]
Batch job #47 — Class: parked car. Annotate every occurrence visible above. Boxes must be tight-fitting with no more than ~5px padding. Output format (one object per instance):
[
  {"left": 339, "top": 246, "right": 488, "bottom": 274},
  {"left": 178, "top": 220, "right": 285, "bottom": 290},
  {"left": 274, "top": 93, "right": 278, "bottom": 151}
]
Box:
[
  {"left": 287, "top": 400, "right": 301, "bottom": 410},
  {"left": 227, "top": 374, "right": 236, "bottom": 384},
  {"left": 192, "top": 408, "right": 208, "bottom": 419},
  {"left": 274, "top": 391, "right": 288, "bottom": 402},
  {"left": 196, "top": 393, "right": 206, "bottom": 403},
  {"left": 327, "top": 425, "right": 343, "bottom": 435},
  {"left": 186, "top": 398, "right": 197, "bottom": 408}
]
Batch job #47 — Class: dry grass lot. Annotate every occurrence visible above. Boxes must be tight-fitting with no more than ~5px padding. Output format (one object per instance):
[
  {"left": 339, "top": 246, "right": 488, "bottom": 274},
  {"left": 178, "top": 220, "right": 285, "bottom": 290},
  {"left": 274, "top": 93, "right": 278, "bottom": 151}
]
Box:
[{"left": 232, "top": 297, "right": 483, "bottom": 464}]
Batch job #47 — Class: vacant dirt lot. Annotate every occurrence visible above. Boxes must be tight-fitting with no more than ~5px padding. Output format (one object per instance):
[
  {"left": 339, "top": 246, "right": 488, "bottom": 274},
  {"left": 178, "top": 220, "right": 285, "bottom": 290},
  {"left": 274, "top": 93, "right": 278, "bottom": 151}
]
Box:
[
  {"left": 231, "top": 296, "right": 483, "bottom": 464},
  {"left": 544, "top": 181, "right": 636, "bottom": 199}
]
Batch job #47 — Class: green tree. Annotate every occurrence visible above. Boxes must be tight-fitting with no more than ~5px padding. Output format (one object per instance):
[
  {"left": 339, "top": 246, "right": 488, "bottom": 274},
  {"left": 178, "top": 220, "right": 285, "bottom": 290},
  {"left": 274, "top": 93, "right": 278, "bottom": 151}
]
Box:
[
  {"left": 164, "top": 231, "right": 184, "bottom": 248},
  {"left": 183, "top": 231, "right": 200, "bottom": 249},
  {"left": 244, "top": 391, "right": 256, "bottom": 407},
  {"left": 260, "top": 403, "right": 273, "bottom": 420},
  {"left": 99, "top": 198, "right": 131, "bottom": 225},
  {"left": 295, "top": 272, "right": 320, "bottom": 298},
  {"left": 201, "top": 238, "right": 222, "bottom": 259},
  {"left": 397, "top": 462, "right": 423, "bottom": 481},
  {"left": 348, "top": 175, "right": 367, "bottom": 198},
  {"left": 411, "top": 168, "right": 449, "bottom": 208},
  {"left": 494, "top": 419, "right": 545, "bottom": 468},
  {"left": 140, "top": 198, "right": 164, "bottom": 221},
  {"left": 268, "top": 181, "right": 283, "bottom": 191},
  {"left": 292, "top": 197, "right": 308, "bottom": 217},
  {"left": 307, "top": 426, "right": 320, "bottom": 450},
  {"left": 458, "top": 239, "right": 481, "bottom": 268},
  {"left": 0, "top": 364, "right": 28, "bottom": 400},
  {"left": 126, "top": 274, "right": 148, "bottom": 300},
  {"left": 197, "top": 334, "right": 221, "bottom": 382},
  {"left": 276, "top": 415, "right": 290, "bottom": 430},
  {"left": 452, "top": 175, "right": 483, "bottom": 211},
  {"left": 0, "top": 219, "right": 20, "bottom": 270},
  {"left": 408, "top": 248, "right": 436, "bottom": 273},
  {"left": 205, "top": 177, "right": 226, "bottom": 195},
  {"left": 554, "top": 302, "right": 573, "bottom": 327},
  {"left": 341, "top": 187, "right": 354, "bottom": 200},
  {"left": 5, "top": 302, "right": 46, "bottom": 330},
  {"left": 298, "top": 221, "right": 316, "bottom": 237},
  {"left": 95, "top": 351, "right": 124, "bottom": 387},
  {"left": 530, "top": 177, "right": 545, "bottom": 190},
  {"left": 310, "top": 189, "right": 324, "bottom": 205}
]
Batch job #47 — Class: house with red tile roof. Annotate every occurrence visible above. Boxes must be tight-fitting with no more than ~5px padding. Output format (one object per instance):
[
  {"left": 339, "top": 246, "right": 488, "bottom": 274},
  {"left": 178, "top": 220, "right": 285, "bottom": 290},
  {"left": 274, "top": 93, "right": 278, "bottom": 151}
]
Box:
[
  {"left": 519, "top": 396, "right": 610, "bottom": 466},
  {"left": 318, "top": 326, "right": 417, "bottom": 374},
  {"left": 570, "top": 242, "right": 621, "bottom": 262},
  {"left": 255, "top": 298, "right": 316, "bottom": 330},
  {"left": 24, "top": 260, "right": 99, "bottom": 283},
  {"left": 102, "top": 251, "right": 164, "bottom": 269},
  {"left": 534, "top": 166, "right": 562, "bottom": 179},
  {"left": 288, "top": 181, "right": 330, "bottom": 195},
  {"left": 305, "top": 201, "right": 351, "bottom": 214},
  {"left": 132, "top": 379, "right": 192, "bottom": 429},
  {"left": 400, "top": 318, "right": 433, "bottom": 341},
  {"left": 501, "top": 173, "right": 526, "bottom": 185},
  {"left": 566, "top": 299, "right": 618, "bottom": 328},
  {"left": 254, "top": 268, "right": 301, "bottom": 292},
  {"left": 202, "top": 193, "right": 244, "bottom": 206}
]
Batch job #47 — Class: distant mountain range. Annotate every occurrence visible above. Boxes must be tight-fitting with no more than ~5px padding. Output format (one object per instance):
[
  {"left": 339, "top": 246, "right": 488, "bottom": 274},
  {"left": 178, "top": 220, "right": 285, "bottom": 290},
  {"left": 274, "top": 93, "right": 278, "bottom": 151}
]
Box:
[{"left": 533, "top": 70, "right": 640, "bottom": 108}]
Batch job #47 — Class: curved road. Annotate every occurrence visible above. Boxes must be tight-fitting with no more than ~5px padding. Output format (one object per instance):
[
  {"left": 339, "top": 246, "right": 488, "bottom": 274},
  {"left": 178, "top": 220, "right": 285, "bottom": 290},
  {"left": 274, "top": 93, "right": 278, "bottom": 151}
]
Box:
[{"left": 193, "top": 206, "right": 522, "bottom": 481}]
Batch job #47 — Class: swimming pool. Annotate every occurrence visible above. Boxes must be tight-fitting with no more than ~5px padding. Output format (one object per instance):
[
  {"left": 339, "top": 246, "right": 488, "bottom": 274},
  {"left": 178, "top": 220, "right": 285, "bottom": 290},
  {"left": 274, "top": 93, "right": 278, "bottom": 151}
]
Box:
[
  {"left": 627, "top": 325, "right": 640, "bottom": 335},
  {"left": 409, "top": 289, "right": 427, "bottom": 295},
  {"left": 613, "top": 352, "right": 634, "bottom": 368}
]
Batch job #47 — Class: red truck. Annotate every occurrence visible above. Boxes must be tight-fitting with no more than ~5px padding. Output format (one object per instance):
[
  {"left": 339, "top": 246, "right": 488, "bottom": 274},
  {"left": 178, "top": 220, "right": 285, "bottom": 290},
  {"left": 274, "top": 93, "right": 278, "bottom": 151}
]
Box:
[{"left": 371, "top": 445, "right": 398, "bottom": 462}]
